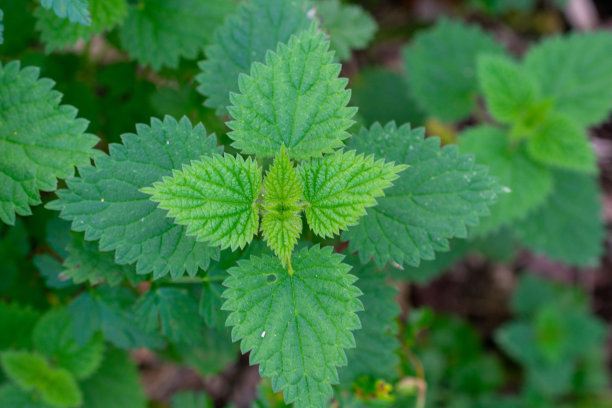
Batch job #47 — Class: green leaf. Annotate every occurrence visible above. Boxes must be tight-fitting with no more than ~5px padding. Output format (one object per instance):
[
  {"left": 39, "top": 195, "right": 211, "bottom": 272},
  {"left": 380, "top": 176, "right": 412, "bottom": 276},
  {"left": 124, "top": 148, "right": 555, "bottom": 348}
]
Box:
[
  {"left": 477, "top": 54, "right": 540, "bottom": 123},
  {"left": 32, "top": 307, "right": 105, "bottom": 380},
  {"left": 343, "top": 122, "right": 499, "bottom": 267},
  {"left": 134, "top": 287, "right": 204, "bottom": 345},
  {"left": 228, "top": 24, "right": 356, "bottom": 160},
  {"left": 144, "top": 153, "right": 262, "bottom": 251},
  {"left": 61, "top": 231, "right": 136, "bottom": 287},
  {"left": 403, "top": 19, "right": 505, "bottom": 121},
  {"left": 527, "top": 114, "right": 596, "bottom": 173},
  {"left": 0, "top": 384, "right": 53, "bottom": 408},
  {"left": 299, "top": 149, "right": 404, "bottom": 238},
  {"left": 34, "top": 254, "right": 75, "bottom": 289},
  {"left": 523, "top": 32, "right": 612, "bottom": 127},
  {"left": 80, "top": 348, "right": 146, "bottom": 408},
  {"left": 338, "top": 256, "right": 399, "bottom": 387},
  {"left": 0, "top": 302, "right": 40, "bottom": 351},
  {"left": 222, "top": 245, "right": 363, "bottom": 407},
  {"left": 35, "top": 0, "right": 127, "bottom": 52},
  {"left": 197, "top": 0, "right": 312, "bottom": 115},
  {"left": 48, "top": 116, "right": 220, "bottom": 279},
  {"left": 40, "top": 0, "right": 91, "bottom": 26},
  {"left": 119, "top": 0, "right": 237, "bottom": 70},
  {"left": 261, "top": 147, "right": 303, "bottom": 267},
  {"left": 0, "top": 61, "right": 98, "bottom": 225},
  {"left": 68, "top": 286, "right": 164, "bottom": 349},
  {"left": 513, "top": 170, "right": 604, "bottom": 267},
  {"left": 0, "top": 9, "right": 4, "bottom": 44},
  {"left": 316, "top": 0, "right": 377, "bottom": 61},
  {"left": 1, "top": 350, "right": 82, "bottom": 407},
  {"left": 171, "top": 391, "right": 213, "bottom": 408},
  {"left": 458, "top": 125, "right": 553, "bottom": 234},
  {"left": 349, "top": 67, "right": 426, "bottom": 127}
]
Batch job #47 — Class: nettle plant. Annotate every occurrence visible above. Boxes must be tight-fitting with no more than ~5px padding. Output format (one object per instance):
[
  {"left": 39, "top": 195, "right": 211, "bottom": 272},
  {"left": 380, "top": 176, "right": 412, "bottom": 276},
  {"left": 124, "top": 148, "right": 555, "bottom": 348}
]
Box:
[
  {"left": 1, "top": 2, "right": 502, "bottom": 408},
  {"left": 403, "top": 19, "right": 612, "bottom": 268}
]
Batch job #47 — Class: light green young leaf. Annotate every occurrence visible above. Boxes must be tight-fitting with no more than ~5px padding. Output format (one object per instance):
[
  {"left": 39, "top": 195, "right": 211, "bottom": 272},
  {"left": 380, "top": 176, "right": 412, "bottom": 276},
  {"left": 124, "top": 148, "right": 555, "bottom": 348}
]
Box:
[
  {"left": 523, "top": 32, "right": 612, "bottom": 127},
  {"left": 513, "top": 170, "right": 604, "bottom": 267},
  {"left": 40, "top": 0, "right": 90, "bottom": 26},
  {"left": 343, "top": 122, "right": 499, "bottom": 267},
  {"left": 527, "top": 114, "right": 596, "bottom": 173},
  {"left": 338, "top": 256, "right": 400, "bottom": 387},
  {"left": 316, "top": 0, "right": 377, "bottom": 61},
  {"left": 134, "top": 287, "right": 204, "bottom": 345},
  {"left": 222, "top": 246, "right": 363, "bottom": 407},
  {"left": 80, "top": 349, "right": 146, "bottom": 408},
  {"left": 0, "top": 61, "right": 98, "bottom": 225},
  {"left": 144, "top": 153, "right": 262, "bottom": 251},
  {"left": 261, "top": 147, "right": 303, "bottom": 267},
  {"left": 32, "top": 308, "right": 104, "bottom": 380},
  {"left": 478, "top": 54, "right": 540, "bottom": 123},
  {"left": 1, "top": 350, "right": 82, "bottom": 408},
  {"left": 119, "top": 0, "right": 236, "bottom": 70},
  {"left": 299, "top": 150, "right": 404, "bottom": 238},
  {"left": 0, "top": 302, "right": 40, "bottom": 351},
  {"left": 228, "top": 24, "right": 356, "bottom": 160},
  {"left": 197, "top": 0, "right": 312, "bottom": 115},
  {"left": 458, "top": 125, "right": 553, "bottom": 235},
  {"left": 171, "top": 391, "right": 213, "bottom": 408},
  {"left": 403, "top": 19, "right": 505, "bottom": 121},
  {"left": 35, "top": 0, "right": 127, "bottom": 52},
  {"left": 68, "top": 286, "right": 164, "bottom": 350},
  {"left": 48, "top": 116, "right": 220, "bottom": 279}
]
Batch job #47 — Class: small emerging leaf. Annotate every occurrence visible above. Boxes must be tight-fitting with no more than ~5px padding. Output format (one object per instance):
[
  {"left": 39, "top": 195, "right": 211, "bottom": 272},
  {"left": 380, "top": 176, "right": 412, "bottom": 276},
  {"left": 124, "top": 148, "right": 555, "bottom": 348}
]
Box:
[
  {"left": 144, "top": 154, "right": 262, "bottom": 251},
  {"left": 261, "top": 147, "right": 303, "bottom": 267},
  {"left": 299, "top": 150, "right": 405, "bottom": 238}
]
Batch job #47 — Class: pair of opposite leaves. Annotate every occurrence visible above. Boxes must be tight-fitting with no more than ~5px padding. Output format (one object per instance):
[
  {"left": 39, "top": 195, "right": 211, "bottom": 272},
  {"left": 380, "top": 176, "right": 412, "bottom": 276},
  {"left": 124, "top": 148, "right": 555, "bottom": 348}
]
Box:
[{"left": 144, "top": 146, "right": 405, "bottom": 271}]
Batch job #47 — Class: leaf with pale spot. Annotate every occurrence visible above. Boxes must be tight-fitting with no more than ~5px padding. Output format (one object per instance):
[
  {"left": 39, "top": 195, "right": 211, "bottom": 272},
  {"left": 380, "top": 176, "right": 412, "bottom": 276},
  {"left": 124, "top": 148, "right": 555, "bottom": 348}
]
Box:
[{"left": 222, "top": 246, "right": 363, "bottom": 407}]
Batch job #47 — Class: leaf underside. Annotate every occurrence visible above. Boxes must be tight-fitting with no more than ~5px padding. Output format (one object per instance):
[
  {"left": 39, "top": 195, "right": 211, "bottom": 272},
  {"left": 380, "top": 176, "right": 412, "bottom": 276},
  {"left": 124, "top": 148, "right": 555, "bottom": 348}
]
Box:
[{"left": 40, "top": 0, "right": 91, "bottom": 26}]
